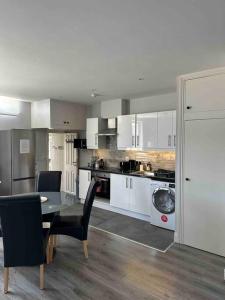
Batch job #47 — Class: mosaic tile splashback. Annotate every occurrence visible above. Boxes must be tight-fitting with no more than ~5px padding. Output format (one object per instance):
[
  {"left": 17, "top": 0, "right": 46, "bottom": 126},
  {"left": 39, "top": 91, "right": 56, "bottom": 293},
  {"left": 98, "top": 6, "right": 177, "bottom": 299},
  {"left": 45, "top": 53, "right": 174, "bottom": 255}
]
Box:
[{"left": 94, "top": 149, "right": 175, "bottom": 171}]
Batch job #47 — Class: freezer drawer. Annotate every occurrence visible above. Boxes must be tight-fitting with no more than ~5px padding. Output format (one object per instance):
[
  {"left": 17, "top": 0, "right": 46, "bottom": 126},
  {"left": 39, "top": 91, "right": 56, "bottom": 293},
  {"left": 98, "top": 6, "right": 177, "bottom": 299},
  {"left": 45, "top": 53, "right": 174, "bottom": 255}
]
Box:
[{"left": 12, "top": 178, "right": 35, "bottom": 195}]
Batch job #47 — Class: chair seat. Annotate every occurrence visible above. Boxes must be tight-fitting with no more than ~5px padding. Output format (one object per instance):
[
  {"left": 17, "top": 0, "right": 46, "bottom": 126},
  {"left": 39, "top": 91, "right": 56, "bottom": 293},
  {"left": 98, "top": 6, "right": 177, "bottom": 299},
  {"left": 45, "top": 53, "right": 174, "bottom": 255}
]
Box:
[
  {"left": 52, "top": 215, "right": 83, "bottom": 228},
  {"left": 50, "top": 215, "right": 84, "bottom": 240}
]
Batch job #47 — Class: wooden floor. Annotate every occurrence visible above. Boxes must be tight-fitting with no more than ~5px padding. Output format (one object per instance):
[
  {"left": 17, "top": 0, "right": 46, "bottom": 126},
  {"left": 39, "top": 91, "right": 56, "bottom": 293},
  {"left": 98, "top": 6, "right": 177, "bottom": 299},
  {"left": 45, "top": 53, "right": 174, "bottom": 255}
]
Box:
[{"left": 0, "top": 227, "right": 225, "bottom": 300}]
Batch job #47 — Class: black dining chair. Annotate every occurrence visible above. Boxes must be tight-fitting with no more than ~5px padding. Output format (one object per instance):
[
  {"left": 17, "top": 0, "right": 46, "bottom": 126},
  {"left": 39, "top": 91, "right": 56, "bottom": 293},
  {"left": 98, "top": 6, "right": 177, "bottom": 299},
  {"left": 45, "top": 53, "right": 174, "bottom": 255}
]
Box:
[
  {"left": 0, "top": 194, "right": 50, "bottom": 293},
  {"left": 37, "top": 171, "right": 62, "bottom": 192},
  {"left": 49, "top": 178, "right": 100, "bottom": 259},
  {"left": 37, "top": 170, "right": 62, "bottom": 238}
]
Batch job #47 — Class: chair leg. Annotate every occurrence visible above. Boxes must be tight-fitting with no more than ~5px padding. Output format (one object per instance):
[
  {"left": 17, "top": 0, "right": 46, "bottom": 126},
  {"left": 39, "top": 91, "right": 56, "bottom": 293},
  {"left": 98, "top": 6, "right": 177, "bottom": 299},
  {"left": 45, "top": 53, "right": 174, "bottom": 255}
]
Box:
[
  {"left": 46, "top": 240, "right": 50, "bottom": 264},
  {"left": 3, "top": 267, "right": 9, "bottom": 294},
  {"left": 83, "top": 240, "right": 88, "bottom": 258},
  {"left": 49, "top": 236, "right": 54, "bottom": 263},
  {"left": 40, "top": 264, "right": 44, "bottom": 290},
  {"left": 53, "top": 235, "right": 57, "bottom": 248}
]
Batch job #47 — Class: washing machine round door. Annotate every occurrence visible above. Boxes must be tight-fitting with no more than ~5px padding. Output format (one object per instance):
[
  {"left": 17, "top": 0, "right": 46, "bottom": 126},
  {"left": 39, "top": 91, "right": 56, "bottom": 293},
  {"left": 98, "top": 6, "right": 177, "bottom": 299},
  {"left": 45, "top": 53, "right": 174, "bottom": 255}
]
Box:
[{"left": 152, "top": 187, "right": 175, "bottom": 214}]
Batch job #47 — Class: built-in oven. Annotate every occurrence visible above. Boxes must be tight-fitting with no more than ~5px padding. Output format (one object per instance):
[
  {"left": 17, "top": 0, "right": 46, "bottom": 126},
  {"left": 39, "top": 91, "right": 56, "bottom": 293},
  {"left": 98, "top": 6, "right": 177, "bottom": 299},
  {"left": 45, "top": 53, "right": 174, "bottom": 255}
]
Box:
[{"left": 92, "top": 171, "right": 110, "bottom": 199}]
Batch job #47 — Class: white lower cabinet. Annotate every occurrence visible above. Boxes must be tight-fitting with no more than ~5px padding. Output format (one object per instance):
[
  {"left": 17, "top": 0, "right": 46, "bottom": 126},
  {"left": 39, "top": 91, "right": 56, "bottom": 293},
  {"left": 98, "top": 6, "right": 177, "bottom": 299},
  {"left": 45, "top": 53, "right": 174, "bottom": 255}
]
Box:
[
  {"left": 129, "top": 177, "right": 151, "bottom": 215},
  {"left": 79, "top": 169, "right": 91, "bottom": 199},
  {"left": 110, "top": 174, "right": 130, "bottom": 210},
  {"left": 110, "top": 174, "right": 151, "bottom": 215}
]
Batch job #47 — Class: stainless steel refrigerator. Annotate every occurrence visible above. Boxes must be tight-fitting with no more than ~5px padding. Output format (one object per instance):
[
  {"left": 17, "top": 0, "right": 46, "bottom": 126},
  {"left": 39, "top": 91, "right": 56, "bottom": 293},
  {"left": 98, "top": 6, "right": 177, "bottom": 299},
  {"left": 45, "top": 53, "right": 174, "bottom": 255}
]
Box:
[{"left": 0, "top": 129, "right": 36, "bottom": 195}]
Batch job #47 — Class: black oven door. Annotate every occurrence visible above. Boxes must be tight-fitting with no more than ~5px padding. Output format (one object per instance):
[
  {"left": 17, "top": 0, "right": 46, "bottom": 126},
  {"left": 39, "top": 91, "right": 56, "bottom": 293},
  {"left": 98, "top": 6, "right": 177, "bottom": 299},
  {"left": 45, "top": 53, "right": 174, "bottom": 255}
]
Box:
[{"left": 94, "top": 176, "right": 110, "bottom": 199}]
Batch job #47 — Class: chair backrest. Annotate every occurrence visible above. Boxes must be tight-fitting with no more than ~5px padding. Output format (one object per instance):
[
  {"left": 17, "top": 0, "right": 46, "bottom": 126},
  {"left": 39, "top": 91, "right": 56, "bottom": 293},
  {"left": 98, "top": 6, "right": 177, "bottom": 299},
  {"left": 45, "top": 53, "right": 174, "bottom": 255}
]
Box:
[
  {"left": 82, "top": 178, "right": 100, "bottom": 233},
  {"left": 37, "top": 171, "right": 62, "bottom": 192},
  {"left": 0, "top": 194, "right": 44, "bottom": 267}
]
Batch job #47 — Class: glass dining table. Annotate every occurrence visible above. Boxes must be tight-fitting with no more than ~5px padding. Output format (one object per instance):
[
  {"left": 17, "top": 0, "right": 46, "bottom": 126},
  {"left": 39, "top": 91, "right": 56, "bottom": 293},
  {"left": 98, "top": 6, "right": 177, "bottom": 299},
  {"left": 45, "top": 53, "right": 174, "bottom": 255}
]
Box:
[{"left": 40, "top": 191, "right": 78, "bottom": 215}]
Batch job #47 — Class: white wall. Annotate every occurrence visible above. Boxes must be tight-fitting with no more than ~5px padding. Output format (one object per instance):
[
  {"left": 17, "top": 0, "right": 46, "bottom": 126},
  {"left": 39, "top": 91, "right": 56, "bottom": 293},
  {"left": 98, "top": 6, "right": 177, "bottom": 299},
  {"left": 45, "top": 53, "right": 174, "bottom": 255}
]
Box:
[
  {"left": 87, "top": 92, "right": 177, "bottom": 117},
  {"left": 87, "top": 102, "right": 101, "bottom": 118},
  {"left": 0, "top": 101, "right": 31, "bottom": 130},
  {"left": 130, "top": 92, "right": 177, "bottom": 114}
]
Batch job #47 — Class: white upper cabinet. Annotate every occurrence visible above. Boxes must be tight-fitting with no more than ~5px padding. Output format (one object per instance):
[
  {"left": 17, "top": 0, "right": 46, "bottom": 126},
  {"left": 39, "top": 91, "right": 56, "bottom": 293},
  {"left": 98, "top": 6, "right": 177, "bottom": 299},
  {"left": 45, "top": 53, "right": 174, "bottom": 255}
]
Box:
[
  {"left": 32, "top": 99, "right": 86, "bottom": 130},
  {"left": 157, "top": 111, "right": 174, "bottom": 149},
  {"left": 117, "top": 115, "right": 136, "bottom": 149},
  {"left": 117, "top": 111, "right": 176, "bottom": 150},
  {"left": 185, "top": 73, "right": 225, "bottom": 119},
  {"left": 86, "top": 118, "right": 106, "bottom": 149},
  {"left": 86, "top": 118, "right": 99, "bottom": 149},
  {"left": 136, "top": 113, "right": 157, "bottom": 149}
]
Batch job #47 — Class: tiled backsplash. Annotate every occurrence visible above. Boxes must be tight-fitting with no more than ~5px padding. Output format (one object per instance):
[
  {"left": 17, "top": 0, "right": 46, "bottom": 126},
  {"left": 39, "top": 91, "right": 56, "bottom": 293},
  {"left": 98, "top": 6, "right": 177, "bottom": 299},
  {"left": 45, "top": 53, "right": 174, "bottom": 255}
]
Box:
[{"left": 94, "top": 149, "right": 175, "bottom": 171}]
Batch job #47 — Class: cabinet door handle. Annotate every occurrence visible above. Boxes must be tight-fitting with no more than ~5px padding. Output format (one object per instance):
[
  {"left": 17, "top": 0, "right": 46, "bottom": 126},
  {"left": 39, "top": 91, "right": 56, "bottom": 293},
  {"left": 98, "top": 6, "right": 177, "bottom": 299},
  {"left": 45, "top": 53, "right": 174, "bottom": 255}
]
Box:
[
  {"left": 168, "top": 135, "right": 172, "bottom": 147},
  {"left": 186, "top": 106, "right": 192, "bottom": 110},
  {"left": 95, "top": 135, "right": 97, "bottom": 146},
  {"left": 137, "top": 136, "right": 139, "bottom": 146},
  {"left": 132, "top": 136, "right": 135, "bottom": 146},
  {"left": 173, "top": 135, "right": 176, "bottom": 147},
  {"left": 185, "top": 178, "right": 191, "bottom": 181},
  {"left": 130, "top": 178, "right": 132, "bottom": 189},
  {"left": 126, "top": 177, "right": 128, "bottom": 188}
]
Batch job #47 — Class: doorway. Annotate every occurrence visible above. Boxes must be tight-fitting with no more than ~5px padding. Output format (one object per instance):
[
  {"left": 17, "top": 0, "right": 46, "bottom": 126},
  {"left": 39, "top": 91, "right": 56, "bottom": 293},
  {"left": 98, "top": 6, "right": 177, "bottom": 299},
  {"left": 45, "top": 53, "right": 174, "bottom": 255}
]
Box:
[{"left": 48, "top": 132, "right": 78, "bottom": 195}]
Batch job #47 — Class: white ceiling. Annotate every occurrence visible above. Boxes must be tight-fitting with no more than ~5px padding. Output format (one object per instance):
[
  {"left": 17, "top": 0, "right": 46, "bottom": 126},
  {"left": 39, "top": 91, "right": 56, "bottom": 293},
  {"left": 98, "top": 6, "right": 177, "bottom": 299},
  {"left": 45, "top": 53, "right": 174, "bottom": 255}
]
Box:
[{"left": 0, "top": 0, "right": 225, "bottom": 104}]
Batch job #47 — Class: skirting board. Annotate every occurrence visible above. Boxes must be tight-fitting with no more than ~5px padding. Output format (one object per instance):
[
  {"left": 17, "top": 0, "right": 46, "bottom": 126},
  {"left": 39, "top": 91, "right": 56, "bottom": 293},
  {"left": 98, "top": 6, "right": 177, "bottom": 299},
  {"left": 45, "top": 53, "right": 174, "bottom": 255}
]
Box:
[{"left": 80, "top": 198, "right": 151, "bottom": 222}]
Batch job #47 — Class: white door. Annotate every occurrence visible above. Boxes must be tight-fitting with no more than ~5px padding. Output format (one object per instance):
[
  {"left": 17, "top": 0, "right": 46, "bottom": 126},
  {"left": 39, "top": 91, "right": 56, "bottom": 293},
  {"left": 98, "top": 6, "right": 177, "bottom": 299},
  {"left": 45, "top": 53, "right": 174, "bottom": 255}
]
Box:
[
  {"left": 64, "top": 133, "right": 78, "bottom": 195},
  {"left": 157, "top": 111, "right": 173, "bottom": 149},
  {"left": 185, "top": 73, "right": 225, "bottom": 114},
  {"left": 129, "top": 177, "right": 151, "bottom": 215},
  {"left": 136, "top": 113, "right": 157, "bottom": 149},
  {"left": 184, "top": 119, "right": 225, "bottom": 256},
  {"left": 117, "top": 115, "right": 136, "bottom": 149},
  {"left": 110, "top": 174, "right": 130, "bottom": 210},
  {"left": 79, "top": 169, "right": 91, "bottom": 199},
  {"left": 87, "top": 118, "right": 98, "bottom": 149}
]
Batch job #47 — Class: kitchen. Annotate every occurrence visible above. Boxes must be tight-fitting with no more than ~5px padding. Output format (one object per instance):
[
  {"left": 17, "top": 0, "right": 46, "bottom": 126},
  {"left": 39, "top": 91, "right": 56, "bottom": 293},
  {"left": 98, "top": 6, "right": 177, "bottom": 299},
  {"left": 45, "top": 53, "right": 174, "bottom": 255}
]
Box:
[
  {"left": 1, "top": 0, "right": 225, "bottom": 298},
  {"left": 77, "top": 97, "right": 176, "bottom": 249},
  {"left": 0, "top": 95, "right": 176, "bottom": 251}
]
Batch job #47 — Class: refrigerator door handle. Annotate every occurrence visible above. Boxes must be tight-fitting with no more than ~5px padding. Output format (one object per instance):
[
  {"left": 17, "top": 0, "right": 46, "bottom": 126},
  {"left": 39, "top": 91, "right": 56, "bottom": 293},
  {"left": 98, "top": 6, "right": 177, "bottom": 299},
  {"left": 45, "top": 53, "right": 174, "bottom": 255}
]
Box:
[{"left": 13, "top": 176, "right": 35, "bottom": 181}]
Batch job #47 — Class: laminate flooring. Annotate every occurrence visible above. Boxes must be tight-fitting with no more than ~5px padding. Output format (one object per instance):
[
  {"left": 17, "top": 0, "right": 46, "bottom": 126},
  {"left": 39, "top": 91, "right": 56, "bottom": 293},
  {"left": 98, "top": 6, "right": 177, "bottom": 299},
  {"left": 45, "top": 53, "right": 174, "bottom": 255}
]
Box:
[
  {"left": 0, "top": 227, "right": 225, "bottom": 300},
  {"left": 62, "top": 203, "right": 174, "bottom": 251}
]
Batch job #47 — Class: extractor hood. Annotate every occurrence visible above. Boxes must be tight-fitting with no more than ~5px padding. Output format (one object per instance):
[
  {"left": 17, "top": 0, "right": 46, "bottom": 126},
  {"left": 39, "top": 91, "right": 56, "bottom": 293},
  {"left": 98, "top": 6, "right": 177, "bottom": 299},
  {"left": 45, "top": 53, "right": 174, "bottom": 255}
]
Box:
[{"left": 97, "top": 118, "right": 117, "bottom": 136}]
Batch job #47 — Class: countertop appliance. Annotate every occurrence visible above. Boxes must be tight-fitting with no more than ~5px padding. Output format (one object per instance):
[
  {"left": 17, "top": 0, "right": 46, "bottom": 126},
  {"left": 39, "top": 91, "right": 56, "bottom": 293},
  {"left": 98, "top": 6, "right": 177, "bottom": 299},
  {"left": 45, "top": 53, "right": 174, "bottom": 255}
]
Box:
[
  {"left": 150, "top": 180, "right": 175, "bottom": 231},
  {"left": 73, "top": 138, "right": 87, "bottom": 149},
  {"left": 120, "top": 160, "right": 140, "bottom": 173},
  {"left": 0, "top": 129, "right": 35, "bottom": 195}
]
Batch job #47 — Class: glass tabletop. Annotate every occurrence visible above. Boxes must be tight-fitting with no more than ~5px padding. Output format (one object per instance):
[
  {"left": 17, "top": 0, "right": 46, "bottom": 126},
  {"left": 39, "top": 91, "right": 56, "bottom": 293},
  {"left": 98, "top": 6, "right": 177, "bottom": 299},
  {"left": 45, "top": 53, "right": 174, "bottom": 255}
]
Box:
[{"left": 40, "top": 191, "right": 78, "bottom": 215}]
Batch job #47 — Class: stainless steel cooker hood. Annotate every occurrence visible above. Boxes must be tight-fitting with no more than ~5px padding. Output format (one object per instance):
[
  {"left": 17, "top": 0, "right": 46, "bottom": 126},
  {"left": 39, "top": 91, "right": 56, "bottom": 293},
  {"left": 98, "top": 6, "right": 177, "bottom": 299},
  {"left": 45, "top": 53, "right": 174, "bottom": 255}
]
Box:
[{"left": 97, "top": 118, "right": 117, "bottom": 136}]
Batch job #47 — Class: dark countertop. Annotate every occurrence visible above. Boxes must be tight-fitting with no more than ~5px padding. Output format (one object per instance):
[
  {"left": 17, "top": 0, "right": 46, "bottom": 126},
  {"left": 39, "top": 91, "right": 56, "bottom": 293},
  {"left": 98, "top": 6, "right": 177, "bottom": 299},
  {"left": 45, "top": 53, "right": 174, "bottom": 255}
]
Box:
[{"left": 79, "top": 166, "right": 175, "bottom": 183}]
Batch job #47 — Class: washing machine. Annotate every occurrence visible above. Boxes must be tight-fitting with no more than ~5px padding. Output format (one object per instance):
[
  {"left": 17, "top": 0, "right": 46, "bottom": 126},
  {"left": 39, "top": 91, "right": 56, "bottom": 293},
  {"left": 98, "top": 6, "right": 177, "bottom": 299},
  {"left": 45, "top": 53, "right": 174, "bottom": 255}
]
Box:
[{"left": 150, "top": 181, "right": 175, "bottom": 231}]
